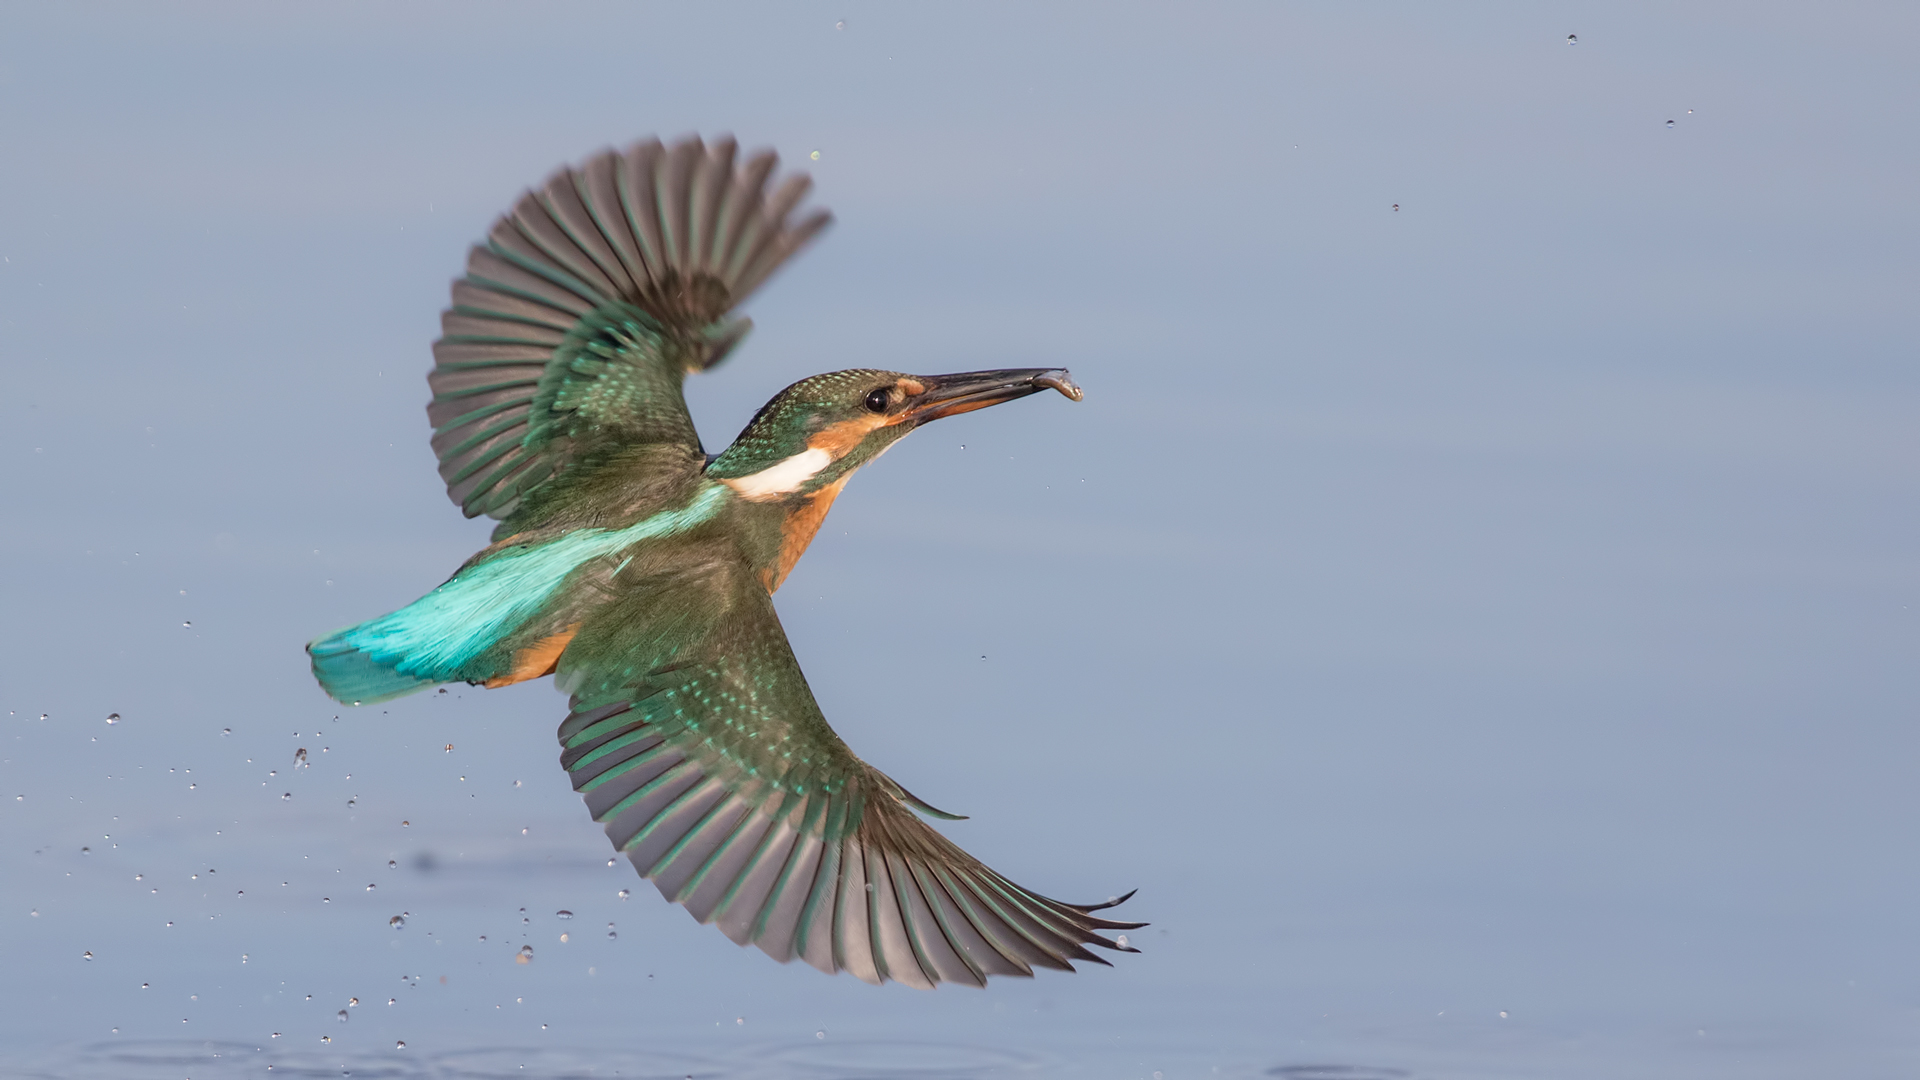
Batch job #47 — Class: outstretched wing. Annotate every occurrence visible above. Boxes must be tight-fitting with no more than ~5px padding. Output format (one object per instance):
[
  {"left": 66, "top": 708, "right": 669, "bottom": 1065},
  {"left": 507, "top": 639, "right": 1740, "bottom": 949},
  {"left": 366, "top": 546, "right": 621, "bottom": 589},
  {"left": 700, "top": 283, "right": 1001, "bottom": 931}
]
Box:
[
  {"left": 552, "top": 554, "right": 1142, "bottom": 988},
  {"left": 428, "top": 136, "right": 831, "bottom": 522}
]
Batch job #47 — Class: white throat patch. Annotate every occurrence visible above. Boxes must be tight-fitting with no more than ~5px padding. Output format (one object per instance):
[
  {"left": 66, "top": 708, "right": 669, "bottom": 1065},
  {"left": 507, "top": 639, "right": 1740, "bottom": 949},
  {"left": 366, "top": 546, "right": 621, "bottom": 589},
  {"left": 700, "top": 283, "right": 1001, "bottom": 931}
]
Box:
[{"left": 721, "top": 447, "right": 833, "bottom": 501}]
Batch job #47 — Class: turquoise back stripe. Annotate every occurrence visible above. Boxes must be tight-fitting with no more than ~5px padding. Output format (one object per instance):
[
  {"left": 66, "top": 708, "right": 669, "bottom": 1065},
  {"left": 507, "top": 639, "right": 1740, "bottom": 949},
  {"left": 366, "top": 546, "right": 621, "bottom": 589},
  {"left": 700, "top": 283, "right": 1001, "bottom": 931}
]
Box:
[{"left": 310, "top": 484, "right": 728, "bottom": 700}]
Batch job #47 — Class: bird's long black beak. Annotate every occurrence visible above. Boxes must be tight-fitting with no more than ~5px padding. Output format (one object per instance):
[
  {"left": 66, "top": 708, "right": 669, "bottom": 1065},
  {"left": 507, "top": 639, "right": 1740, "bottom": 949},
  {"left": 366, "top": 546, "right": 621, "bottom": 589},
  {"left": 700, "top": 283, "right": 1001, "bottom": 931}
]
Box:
[{"left": 902, "top": 368, "right": 1083, "bottom": 424}]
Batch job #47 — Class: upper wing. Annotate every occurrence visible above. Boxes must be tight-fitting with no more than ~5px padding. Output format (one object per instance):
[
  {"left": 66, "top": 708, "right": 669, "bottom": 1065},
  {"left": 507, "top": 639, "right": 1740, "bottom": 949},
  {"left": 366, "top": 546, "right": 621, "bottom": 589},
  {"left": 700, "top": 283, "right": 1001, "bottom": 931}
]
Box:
[
  {"left": 427, "top": 136, "right": 831, "bottom": 521},
  {"left": 552, "top": 554, "right": 1142, "bottom": 988}
]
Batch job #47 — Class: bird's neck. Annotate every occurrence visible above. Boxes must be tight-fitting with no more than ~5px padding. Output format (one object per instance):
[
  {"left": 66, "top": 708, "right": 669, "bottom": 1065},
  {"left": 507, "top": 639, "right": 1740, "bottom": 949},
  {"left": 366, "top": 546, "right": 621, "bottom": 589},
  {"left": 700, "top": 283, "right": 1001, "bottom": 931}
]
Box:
[
  {"left": 732, "top": 474, "right": 851, "bottom": 593},
  {"left": 712, "top": 441, "right": 868, "bottom": 593}
]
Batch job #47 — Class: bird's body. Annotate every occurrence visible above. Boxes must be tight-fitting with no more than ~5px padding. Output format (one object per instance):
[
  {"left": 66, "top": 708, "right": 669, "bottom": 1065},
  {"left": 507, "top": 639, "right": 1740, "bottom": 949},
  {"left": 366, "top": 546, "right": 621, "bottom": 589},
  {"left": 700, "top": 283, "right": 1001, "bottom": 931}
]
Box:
[{"left": 308, "top": 136, "right": 1138, "bottom": 988}]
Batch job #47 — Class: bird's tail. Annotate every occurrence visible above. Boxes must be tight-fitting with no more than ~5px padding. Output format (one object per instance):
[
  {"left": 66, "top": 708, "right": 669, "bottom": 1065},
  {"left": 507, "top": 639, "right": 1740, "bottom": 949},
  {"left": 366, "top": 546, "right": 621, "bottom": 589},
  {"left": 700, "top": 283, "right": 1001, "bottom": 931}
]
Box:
[
  {"left": 308, "top": 611, "right": 458, "bottom": 706},
  {"left": 307, "top": 531, "right": 613, "bottom": 705}
]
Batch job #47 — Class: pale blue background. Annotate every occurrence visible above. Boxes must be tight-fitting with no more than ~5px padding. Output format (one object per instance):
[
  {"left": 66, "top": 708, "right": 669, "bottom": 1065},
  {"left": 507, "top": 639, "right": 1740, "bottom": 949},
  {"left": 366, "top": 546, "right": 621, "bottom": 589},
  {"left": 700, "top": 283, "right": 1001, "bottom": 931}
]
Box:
[{"left": 2, "top": 3, "right": 1916, "bottom": 1077}]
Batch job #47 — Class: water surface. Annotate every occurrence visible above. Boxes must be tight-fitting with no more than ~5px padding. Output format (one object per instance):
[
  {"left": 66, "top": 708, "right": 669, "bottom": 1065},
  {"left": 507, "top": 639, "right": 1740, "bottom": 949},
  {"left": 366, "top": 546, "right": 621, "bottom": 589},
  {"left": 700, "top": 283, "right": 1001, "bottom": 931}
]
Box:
[{"left": 3, "top": 3, "right": 1917, "bottom": 1077}]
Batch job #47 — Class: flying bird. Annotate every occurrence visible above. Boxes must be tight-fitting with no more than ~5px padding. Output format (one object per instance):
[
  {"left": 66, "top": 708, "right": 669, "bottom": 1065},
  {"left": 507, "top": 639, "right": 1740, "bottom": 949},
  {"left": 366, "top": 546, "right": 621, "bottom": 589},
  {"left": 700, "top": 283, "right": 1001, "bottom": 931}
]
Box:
[{"left": 307, "top": 135, "right": 1140, "bottom": 988}]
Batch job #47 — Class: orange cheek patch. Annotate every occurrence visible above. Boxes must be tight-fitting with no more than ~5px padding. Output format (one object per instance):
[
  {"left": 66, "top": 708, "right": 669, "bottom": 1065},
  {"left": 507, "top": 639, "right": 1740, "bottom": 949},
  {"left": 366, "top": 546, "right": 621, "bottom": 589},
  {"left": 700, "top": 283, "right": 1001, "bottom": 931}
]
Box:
[
  {"left": 807, "top": 415, "right": 887, "bottom": 456},
  {"left": 484, "top": 623, "right": 581, "bottom": 688}
]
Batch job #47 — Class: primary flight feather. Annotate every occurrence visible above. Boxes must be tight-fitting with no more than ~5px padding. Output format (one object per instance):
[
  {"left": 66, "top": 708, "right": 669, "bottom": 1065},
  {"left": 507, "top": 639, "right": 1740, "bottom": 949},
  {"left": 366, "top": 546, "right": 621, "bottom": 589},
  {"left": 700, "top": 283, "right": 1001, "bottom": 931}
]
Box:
[{"left": 307, "top": 134, "right": 1139, "bottom": 989}]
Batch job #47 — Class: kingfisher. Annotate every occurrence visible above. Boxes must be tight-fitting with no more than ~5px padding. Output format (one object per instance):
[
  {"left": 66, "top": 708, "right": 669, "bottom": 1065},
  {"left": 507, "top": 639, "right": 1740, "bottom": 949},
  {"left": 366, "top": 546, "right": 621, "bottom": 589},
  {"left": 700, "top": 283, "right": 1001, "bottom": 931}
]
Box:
[{"left": 307, "top": 135, "right": 1141, "bottom": 988}]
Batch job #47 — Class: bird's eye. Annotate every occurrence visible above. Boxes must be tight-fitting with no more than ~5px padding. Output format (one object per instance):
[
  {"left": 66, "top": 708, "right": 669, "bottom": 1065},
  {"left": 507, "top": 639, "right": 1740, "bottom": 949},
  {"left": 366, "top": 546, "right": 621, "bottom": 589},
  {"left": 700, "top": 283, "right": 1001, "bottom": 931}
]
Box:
[{"left": 863, "top": 388, "right": 891, "bottom": 413}]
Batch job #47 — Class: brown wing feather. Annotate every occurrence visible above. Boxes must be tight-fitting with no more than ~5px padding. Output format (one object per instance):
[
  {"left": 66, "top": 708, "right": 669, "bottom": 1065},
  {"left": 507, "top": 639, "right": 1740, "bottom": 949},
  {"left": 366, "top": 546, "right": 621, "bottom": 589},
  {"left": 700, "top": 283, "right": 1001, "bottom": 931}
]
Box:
[
  {"left": 551, "top": 556, "right": 1143, "bottom": 988},
  {"left": 427, "top": 136, "right": 832, "bottom": 521}
]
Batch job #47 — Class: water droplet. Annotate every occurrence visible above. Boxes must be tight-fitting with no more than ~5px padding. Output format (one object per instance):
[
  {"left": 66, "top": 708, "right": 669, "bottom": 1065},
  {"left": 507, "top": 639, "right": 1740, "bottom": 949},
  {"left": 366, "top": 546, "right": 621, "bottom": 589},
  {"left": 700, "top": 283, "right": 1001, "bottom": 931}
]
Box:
[
  {"left": 835, "top": 19, "right": 845, "bottom": 29},
  {"left": 541, "top": 1023, "right": 548, "bottom": 1030},
  {"left": 336, "top": 1009, "right": 349, "bottom": 1023},
  {"left": 401, "top": 820, "right": 409, "bottom": 827},
  {"left": 478, "top": 934, "right": 487, "bottom": 942},
  {"left": 607, "top": 930, "right": 617, "bottom": 939},
  {"left": 1566, "top": 33, "right": 1577, "bottom": 44},
  {"left": 1688, "top": 108, "right": 1694, "bottom": 114},
  {"left": 83, "top": 951, "right": 93, "bottom": 960},
  {"left": 605, "top": 857, "right": 614, "bottom": 866},
  {"left": 514, "top": 780, "right": 522, "bottom": 787},
  {"left": 222, "top": 728, "right": 231, "bottom": 736},
  {"left": 559, "top": 932, "right": 569, "bottom": 943},
  {"left": 81, "top": 846, "right": 90, "bottom": 854},
  {"left": 810, "top": 150, "right": 821, "bottom": 161},
  {"left": 348, "top": 997, "right": 359, "bottom": 1007},
  {"left": 396, "top": 1040, "right": 406, "bottom": 1049},
  {"left": 321, "top": 1035, "right": 332, "bottom": 1043},
  {"left": 241, "top": 953, "right": 248, "bottom": 962},
  {"left": 140, "top": 982, "right": 149, "bottom": 989},
  {"left": 182, "top": 621, "right": 191, "bottom": 628},
  {"left": 322, "top": 897, "right": 330, "bottom": 903},
  {"left": 735, "top": 1017, "right": 744, "bottom": 1026},
  {"left": 366, "top": 883, "right": 375, "bottom": 891},
  {"left": 618, "top": 889, "right": 630, "bottom": 900},
  {"left": 1392, "top": 204, "right": 1399, "bottom": 211},
  {"left": 444, "top": 744, "right": 454, "bottom": 753},
  {"left": 390, "top": 915, "right": 405, "bottom": 929},
  {"left": 105, "top": 713, "right": 120, "bottom": 725},
  {"left": 517, "top": 945, "right": 534, "bottom": 963},
  {"left": 816, "top": 1030, "right": 826, "bottom": 1040},
  {"left": 388, "top": 860, "right": 397, "bottom": 869},
  {"left": 282, "top": 793, "right": 291, "bottom": 801},
  {"left": 556, "top": 910, "right": 573, "bottom": 920},
  {"left": 271, "top": 1032, "right": 280, "bottom": 1038},
  {"left": 295, "top": 748, "right": 308, "bottom": 766},
  {"left": 387, "top": 998, "right": 396, "bottom": 1005},
  {"left": 1499, "top": 1010, "right": 1510, "bottom": 1019},
  {"left": 1117, "top": 933, "right": 1130, "bottom": 948},
  {"left": 1666, "top": 119, "right": 1675, "bottom": 128}
]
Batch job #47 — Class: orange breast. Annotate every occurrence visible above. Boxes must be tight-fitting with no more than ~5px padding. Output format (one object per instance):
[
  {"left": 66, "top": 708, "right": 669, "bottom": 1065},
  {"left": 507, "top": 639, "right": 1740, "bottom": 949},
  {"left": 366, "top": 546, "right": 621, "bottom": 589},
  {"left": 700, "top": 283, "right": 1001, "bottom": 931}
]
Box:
[{"left": 769, "top": 475, "right": 850, "bottom": 592}]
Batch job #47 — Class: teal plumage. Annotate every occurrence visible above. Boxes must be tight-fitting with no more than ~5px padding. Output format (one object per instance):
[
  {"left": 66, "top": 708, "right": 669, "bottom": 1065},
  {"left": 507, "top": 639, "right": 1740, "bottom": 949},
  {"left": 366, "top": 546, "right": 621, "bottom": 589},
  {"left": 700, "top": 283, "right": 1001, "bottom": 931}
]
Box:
[
  {"left": 308, "top": 135, "right": 1132, "bottom": 988},
  {"left": 309, "top": 483, "right": 731, "bottom": 703}
]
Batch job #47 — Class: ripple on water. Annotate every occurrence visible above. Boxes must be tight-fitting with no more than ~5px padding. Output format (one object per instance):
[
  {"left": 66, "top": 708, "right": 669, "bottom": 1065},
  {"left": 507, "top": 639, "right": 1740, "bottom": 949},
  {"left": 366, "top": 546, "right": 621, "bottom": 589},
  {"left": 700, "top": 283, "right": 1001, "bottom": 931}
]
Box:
[
  {"left": 36, "top": 1040, "right": 730, "bottom": 1080},
  {"left": 38, "top": 1041, "right": 420, "bottom": 1079},
  {"left": 434, "top": 1046, "right": 725, "bottom": 1078},
  {"left": 31, "top": 1038, "right": 1059, "bottom": 1080},
  {"left": 1268, "top": 1066, "right": 1414, "bottom": 1080},
  {"left": 755, "top": 1039, "right": 1051, "bottom": 1078}
]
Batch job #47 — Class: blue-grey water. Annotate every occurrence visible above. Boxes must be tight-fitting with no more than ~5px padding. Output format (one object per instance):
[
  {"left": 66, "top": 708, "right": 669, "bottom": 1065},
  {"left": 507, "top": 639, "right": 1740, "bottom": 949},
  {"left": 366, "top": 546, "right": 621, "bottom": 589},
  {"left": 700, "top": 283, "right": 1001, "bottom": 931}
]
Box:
[{"left": 3, "top": 4, "right": 1917, "bottom": 1077}]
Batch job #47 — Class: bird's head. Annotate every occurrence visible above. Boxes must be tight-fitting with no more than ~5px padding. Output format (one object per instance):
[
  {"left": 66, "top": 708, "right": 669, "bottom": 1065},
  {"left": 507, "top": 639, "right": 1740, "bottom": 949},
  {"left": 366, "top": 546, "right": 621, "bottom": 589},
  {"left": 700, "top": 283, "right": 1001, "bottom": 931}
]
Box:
[{"left": 708, "top": 368, "right": 1082, "bottom": 501}]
